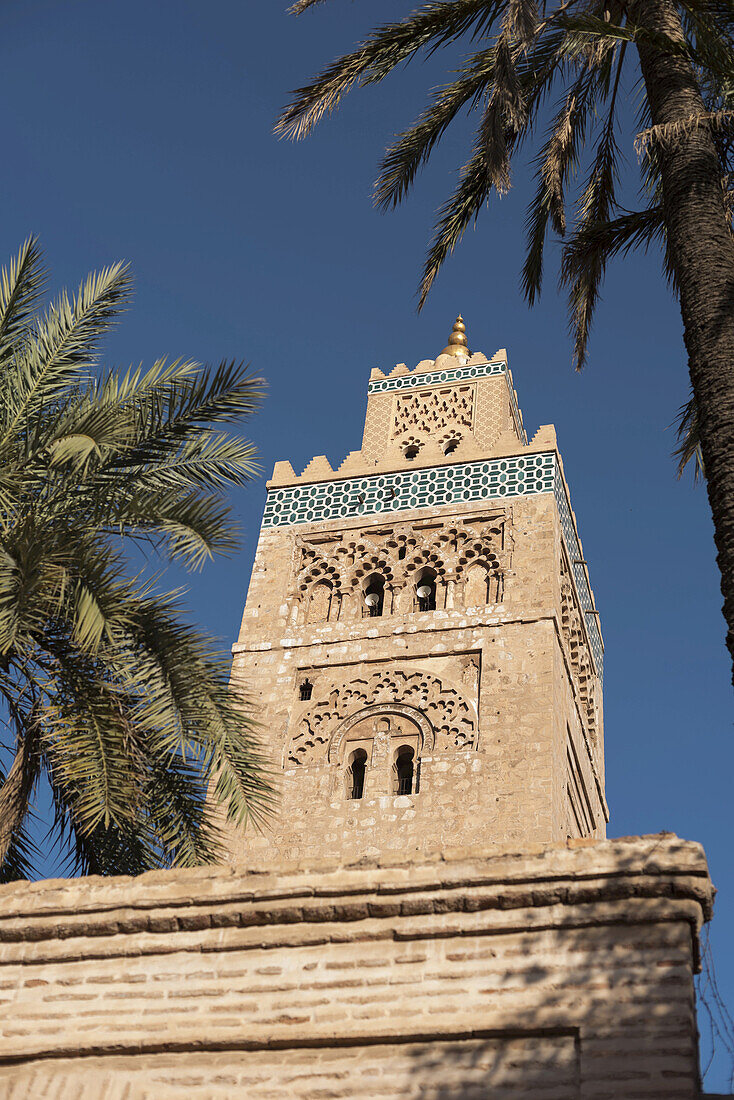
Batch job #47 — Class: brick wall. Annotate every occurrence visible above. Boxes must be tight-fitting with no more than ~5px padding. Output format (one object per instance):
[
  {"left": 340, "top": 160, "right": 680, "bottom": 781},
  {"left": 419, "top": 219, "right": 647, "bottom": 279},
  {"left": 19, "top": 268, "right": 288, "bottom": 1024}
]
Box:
[{"left": 0, "top": 836, "right": 713, "bottom": 1099}]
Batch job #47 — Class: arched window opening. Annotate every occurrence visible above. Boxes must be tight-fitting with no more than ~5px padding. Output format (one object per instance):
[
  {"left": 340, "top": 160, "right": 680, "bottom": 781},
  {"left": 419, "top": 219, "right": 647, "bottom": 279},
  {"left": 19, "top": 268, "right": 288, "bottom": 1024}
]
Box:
[
  {"left": 398, "top": 544, "right": 407, "bottom": 560},
  {"left": 346, "top": 748, "right": 368, "bottom": 800},
  {"left": 444, "top": 437, "right": 460, "bottom": 455},
  {"left": 299, "top": 679, "right": 313, "bottom": 701},
  {"left": 404, "top": 445, "right": 420, "bottom": 460},
  {"left": 416, "top": 568, "right": 437, "bottom": 612},
  {"left": 363, "top": 574, "right": 385, "bottom": 617},
  {"left": 393, "top": 746, "right": 415, "bottom": 795}
]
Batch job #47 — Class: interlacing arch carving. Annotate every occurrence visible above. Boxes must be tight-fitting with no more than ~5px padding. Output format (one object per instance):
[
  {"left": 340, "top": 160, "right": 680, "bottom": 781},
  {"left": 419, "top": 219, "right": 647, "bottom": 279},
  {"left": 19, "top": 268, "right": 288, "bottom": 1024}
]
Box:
[
  {"left": 287, "top": 667, "right": 478, "bottom": 766},
  {"left": 392, "top": 385, "right": 474, "bottom": 440},
  {"left": 438, "top": 428, "right": 463, "bottom": 455},
  {"left": 350, "top": 554, "right": 395, "bottom": 587},
  {"left": 297, "top": 554, "right": 343, "bottom": 623},
  {"left": 400, "top": 434, "right": 422, "bottom": 458},
  {"left": 560, "top": 555, "right": 599, "bottom": 748},
  {"left": 403, "top": 546, "right": 447, "bottom": 577},
  {"left": 291, "top": 517, "right": 508, "bottom": 621}
]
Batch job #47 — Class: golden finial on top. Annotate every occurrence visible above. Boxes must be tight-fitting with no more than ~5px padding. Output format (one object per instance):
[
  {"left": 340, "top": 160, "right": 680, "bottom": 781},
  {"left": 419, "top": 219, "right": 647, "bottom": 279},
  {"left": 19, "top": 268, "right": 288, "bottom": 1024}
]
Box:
[{"left": 439, "top": 315, "right": 471, "bottom": 359}]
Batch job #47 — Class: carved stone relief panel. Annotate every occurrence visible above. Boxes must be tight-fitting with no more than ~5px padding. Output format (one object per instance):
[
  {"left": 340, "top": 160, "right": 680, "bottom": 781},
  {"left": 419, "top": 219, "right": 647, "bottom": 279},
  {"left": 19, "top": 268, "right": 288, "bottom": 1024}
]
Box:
[
  {"left": 560, "top": 553, "right": 599, "bottom": 749},
  {"left": 290, "top": 514, "right": 509, "bottom": 624},
  {"left": 286, "top": 664, "right": 478, "bottom": 767},
  {"left": 392, "top": 385, "right": 474, "bottom": 441}
]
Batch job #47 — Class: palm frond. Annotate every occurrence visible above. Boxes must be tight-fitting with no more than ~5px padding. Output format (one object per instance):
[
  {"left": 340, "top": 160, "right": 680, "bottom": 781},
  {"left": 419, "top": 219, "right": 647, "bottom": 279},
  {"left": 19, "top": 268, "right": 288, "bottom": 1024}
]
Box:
[
  {"left": 375, "top": 47, "right": 498, "bottom": 211},
  {"left": 418, "top": 24, "right": 553, "bottom": 307},
  {"left": 0, "top": 819, "right": 39, "bottom": 882},
  {"left": 418, "top": 105, "right": 517, "bottom": 307},
  {"left": 674, "top": 390, "right": 705, "bottom": 480},
  {"left": 522, "top": 71, "right": 598, "bottom": 303},
  {"left": 563, "top": 44, "right": 626, "bottom": 369},
  {"left": 289, "top": 0, "right": 338, "bottom": 13},
  {"left": 0, "top": 241, "right": 273, "bottom": 876},
  {"left": 275, "top": 0, "right": 504, "bottom": 140},
  {"left": 0, "top": 236, "right": 46, "bottom": 367},
  {"left": 0, "top": 261, "right": 133, "bottom": 450}
]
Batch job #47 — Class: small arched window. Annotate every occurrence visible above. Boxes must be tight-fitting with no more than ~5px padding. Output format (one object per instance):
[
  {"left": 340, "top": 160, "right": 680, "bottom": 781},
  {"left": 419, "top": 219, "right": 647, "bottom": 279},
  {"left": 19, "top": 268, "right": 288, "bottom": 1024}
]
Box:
[
  {"left": 415, "top": 568, "right": 437, "bottom": 612},
  {"left": 363, "top": 574, "right": 385, "bottom": 617},
  {"left": 444, "top": 437, "right": 460, "bottom": 455},
  {"left": 346, "top": 748, "right": 368, "bottom": 800},
  {"left": 393, "top": 746, "right": 415, "bottom": 795},
  {"left": 404, "top": 444, "right": 420, "bottom": 460},
  {"left": 299, "top": 679, "right": 313, "bottom": 701}
]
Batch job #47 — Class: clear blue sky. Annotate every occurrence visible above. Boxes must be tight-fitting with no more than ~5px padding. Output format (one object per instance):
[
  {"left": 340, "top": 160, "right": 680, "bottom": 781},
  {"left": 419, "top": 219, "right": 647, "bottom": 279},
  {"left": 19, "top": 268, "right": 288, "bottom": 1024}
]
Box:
[{"left": 2, "top": 0, "right": 732, "bottom": 1088}]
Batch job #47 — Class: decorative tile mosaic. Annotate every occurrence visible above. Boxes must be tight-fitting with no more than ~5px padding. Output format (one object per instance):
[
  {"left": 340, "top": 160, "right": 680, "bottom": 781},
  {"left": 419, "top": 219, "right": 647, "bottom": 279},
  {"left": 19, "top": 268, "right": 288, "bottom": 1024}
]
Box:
[
  {"left": 367, "top": 361, "right": 506, "bottom": 394},
  {"left": 262, "top": 452, "right": 603, "bottom": 681}
]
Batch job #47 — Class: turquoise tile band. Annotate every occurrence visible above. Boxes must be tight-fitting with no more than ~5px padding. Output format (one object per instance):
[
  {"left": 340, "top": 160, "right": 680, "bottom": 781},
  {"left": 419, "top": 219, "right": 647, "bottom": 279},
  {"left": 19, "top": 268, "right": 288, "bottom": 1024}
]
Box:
[{"left": 367, "top": 360, "right": 506, "bottom": 394}]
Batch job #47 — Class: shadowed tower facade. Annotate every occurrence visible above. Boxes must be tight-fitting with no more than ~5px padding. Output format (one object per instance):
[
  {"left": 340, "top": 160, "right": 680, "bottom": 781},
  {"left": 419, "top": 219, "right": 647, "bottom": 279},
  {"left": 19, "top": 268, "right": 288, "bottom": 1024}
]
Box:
[{"left": 231, "top": 318, "right": 608, "bottom": 861}]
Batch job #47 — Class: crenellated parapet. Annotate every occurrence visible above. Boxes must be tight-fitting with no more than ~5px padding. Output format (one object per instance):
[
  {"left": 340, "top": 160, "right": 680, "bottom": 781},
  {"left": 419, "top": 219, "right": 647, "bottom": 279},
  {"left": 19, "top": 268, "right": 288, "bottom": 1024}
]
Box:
[{"left": 270, "top": 340, "right": 532, "bottom": 489}]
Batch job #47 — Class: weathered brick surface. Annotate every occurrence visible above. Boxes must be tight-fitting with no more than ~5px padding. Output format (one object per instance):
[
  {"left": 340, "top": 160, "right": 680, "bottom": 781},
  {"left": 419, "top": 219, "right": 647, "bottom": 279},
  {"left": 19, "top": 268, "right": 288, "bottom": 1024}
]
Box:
[{"left": 0, "top": 837, "right": 714, "bottom": 1098}]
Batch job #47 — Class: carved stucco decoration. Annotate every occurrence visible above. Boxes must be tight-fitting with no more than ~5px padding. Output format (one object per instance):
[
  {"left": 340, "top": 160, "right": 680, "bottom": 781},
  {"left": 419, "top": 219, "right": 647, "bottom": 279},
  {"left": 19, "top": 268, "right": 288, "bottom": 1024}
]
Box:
[
  {"left": 287, "top": 667, "right": 478, "bottom": 766},
  {"left": 560, "top": 553, "right": 599, "bottom": 748},
  {"left": 291, "top": 515, "right": 509, "bottom": 623},
  {"left": 328, "top": 704, "right": 435, "bottom": 763},
  {"left": 392, "top": 385, "right": 474, "bottom": 440}
]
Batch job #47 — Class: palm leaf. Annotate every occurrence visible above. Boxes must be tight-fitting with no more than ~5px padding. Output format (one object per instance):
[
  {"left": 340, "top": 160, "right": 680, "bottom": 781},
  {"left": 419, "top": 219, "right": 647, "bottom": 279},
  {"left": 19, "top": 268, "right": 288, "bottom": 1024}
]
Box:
[
  {"left": 275, "top": 0, "right": 505, "bottom": 140},
  {"left": 674, "top": 390, "right": 705, "bottom": 480},
  {"left": 0, "top": 241, "right": 273, "bottom": 876},
  {"left": 0, "top": 236, "right": 46, "bottom": 368}
]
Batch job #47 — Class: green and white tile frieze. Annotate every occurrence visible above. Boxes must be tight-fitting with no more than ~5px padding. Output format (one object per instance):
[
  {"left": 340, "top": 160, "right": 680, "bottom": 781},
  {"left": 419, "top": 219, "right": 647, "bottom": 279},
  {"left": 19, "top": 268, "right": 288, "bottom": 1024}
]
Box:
[{"left": 367, "top": 360, "right": 506, "bottom": 394}]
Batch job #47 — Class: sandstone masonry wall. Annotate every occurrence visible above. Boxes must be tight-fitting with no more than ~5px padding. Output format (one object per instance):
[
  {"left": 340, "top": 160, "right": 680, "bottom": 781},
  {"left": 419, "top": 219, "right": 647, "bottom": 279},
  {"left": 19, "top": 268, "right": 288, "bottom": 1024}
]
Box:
[
  {"left": 0, "top": 836, "right": 713, "bottom": 1099},
  {"left": 230, "top": 492, "right": 606, "bottom": 863}
]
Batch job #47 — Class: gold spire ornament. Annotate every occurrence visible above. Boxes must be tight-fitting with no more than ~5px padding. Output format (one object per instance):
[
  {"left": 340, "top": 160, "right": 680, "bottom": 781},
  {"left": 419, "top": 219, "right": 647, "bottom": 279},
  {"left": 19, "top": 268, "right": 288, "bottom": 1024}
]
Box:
[{"left": 439, "top": 315, "right": 471, "bottom": 359}]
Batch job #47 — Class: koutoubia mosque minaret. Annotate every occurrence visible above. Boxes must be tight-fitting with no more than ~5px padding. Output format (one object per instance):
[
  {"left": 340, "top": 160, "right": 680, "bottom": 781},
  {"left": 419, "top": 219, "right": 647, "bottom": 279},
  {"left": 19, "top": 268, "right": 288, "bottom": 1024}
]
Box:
[
  {"left": 0, "top": 319, "right": 714, "bottom": 1100},
  {"left": 231, "top": 317, "right": 607, "bottom": 861}
]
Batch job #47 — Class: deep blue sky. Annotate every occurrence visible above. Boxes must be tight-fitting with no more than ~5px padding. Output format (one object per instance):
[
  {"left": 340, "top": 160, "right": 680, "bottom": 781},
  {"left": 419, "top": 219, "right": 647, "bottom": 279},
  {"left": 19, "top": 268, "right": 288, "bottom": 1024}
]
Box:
[{"left": 2, "top": 0, "right": 732, "bottom": 1087}]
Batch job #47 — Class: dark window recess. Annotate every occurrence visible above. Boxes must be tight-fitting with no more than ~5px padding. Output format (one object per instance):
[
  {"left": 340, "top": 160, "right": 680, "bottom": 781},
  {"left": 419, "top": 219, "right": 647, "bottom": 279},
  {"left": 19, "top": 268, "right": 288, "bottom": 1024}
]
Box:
[
  {"left": 299, "top": 679, "right": 313, "bottom": 701},
  {"left": 394, "top": 749, "right": 415, "bottom": 795},
  {"left": 444, "top": 438, "right": 460, "bottom": 455},
  {"left": 348, "top": 749, "right": 368, "bottom": 799},
  {"left": 364, "top": 575, "right": 385, "bottom": 617},
  {"left": 398, "top": 545, "right": 407, "bottom": 560},
  {"left": 416, "top": 571, "right": 437, "bottom": 612},
  {"left": 404, "top": 445, "right": 420, "bottom": 460}
]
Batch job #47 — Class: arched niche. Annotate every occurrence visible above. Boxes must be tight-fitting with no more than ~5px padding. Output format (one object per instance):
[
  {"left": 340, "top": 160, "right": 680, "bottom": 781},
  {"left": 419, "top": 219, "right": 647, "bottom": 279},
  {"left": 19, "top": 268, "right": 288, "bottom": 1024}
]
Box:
[
  {"left": 307, "top": 581, "right": 333, "bottom": 624},
  {"left": 464, "top": 562, "right": 491, "bottom": 607},
  {"left": 327, "top": 703, "right": 434, "bottom": 765}
]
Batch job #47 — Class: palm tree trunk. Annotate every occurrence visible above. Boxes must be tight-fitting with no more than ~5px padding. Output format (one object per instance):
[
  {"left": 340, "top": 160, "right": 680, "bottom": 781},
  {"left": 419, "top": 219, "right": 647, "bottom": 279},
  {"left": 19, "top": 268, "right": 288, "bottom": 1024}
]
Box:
[
  {"left": 0, "top": 717, "right": 39, "bottom": 867},
  {"left": 631, "top": 0, "right": 734, "bottom": 680}
]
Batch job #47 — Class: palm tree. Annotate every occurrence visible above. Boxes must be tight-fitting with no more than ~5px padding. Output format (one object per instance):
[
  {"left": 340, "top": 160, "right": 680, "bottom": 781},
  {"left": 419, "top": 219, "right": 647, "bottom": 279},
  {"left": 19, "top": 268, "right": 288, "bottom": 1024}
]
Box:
[
  {"left": 276, "top": 0, "right": 734, "bottom": 679},
  {"left": 0, "top": 238, "right": 274, "bottom": 880}
]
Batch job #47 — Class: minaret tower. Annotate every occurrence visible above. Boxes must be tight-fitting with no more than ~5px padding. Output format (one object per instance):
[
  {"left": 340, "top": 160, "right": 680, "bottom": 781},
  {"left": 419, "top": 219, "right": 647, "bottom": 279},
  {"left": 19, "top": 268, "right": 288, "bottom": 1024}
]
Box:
[{"left": 231, "top": 320, "right": 607, "bottom": 861}]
